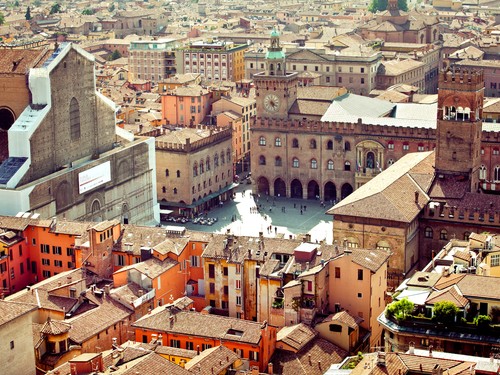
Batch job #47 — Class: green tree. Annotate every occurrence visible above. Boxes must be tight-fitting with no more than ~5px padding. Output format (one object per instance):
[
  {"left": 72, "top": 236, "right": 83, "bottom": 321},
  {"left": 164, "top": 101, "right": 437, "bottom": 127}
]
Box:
[
  {"left": 50, "top": 3, "right": 61, "bottom": 14},
  {"left": 110, "top": 49, "right": 122, "bottom": 60},
  {"left": 33, "top": 0, "right": 41, "bottom": 6},
  {"left": 386, "top": 298, "right": 414, "bottom": 320},
  {"left": 82, "top": 8, "right": 94, "bottom": 15},
  {"left": 0, "top": 12, "right": 5, "bottom": 26},
  {"left": 433, "top": 301, "right": 458, "bottom": 324},
  {"left": 25, "top": 6, "right": 31, "bottom": 20},
  {"left": 368, "top": 0, "right": 407, "bottom": 12},
  {"left": 109, "top": 4, "right": 115, "bottom": 12}
]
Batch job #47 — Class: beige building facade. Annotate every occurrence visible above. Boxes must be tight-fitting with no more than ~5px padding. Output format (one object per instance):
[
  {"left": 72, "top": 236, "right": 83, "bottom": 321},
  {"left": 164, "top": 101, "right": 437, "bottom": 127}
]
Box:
[{"left": 151, "top": 126, "right": 235, "bottom": 217}]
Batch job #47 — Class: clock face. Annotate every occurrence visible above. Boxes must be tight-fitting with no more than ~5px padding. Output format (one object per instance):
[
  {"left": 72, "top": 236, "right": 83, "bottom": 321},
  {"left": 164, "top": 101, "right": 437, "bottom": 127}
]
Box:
[{"left": 264, "top": 94, "right": 280, "bottom": 112}]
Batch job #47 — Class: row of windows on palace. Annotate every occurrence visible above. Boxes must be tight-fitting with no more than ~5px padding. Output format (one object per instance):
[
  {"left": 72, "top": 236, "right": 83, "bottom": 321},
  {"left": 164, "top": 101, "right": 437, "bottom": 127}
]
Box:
[
  {"left": 258, "top": 137, "right": 430, "bottom": 152},
  {"left": 161, "top": 170, "right": 231, "bottom": 195},
  {"left": 257, "top": 155, "right": 394, "bottom": 170},
  {"left": 249, "top": 62, "right": 377, "bottom": 74}
]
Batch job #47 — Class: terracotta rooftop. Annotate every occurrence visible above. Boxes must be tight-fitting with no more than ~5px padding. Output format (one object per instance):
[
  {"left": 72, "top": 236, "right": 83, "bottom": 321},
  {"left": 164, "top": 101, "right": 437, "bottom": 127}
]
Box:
[
  {"left": 328, "top": 310, "right": 363, "bottom": 329},
  {"left": 276, "top": 323, "right": 317, "bottom": 352},
  {"left": 0, "top": 48, "right": 51, "bottom": 74},
  {"left": 184, "top": 345, "right": 239, "bottom": 374},
  {"left": 426, "top": 285, "right": 469, "bottom": 308},
  {"left": 119, "top": 352, "right": 190, "bottom": 375},
  {"left": 40, "top": 317, "right": 72, "bottom": 335},
  {"left": 66, "top": 294, "right": 133, "bottom": 344},
  {"left": 328, "top": 152, "right": 435, "bottom": 223},
  {"left": 0, "top": 300, "right": 36, "bottom": 327},
  {"left": 271, "top": 337, "right": 347, "bottom": 375},
  {"left": 133, "top": 309, "right": 265, "bottom": 345}
]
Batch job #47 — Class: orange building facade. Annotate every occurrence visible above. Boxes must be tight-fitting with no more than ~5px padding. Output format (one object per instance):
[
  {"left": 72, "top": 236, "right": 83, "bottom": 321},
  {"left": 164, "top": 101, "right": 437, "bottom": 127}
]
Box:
[{"left": 161, "top": 86, "right": 212, "bottom": 126}]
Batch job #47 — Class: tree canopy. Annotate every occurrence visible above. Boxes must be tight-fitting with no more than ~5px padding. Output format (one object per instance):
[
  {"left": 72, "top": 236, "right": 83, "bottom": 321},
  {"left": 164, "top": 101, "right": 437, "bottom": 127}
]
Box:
[
  {"left": 50, "top": 3, "right": 61, "bottom": 14},
  {"left": 0, "top": 12, "right": 5, "bottom": 26},
  {"left": 433, "top": 301, "right": 458, "bottom": 324},
  {"left": 110, "top": 49, "right": 122, "bottom": 60},
  {"left": 368, "top": 0, "right": 408, "bottom": 13},
  {"left": 25, "top": 6, "right": 31, "bottom": 20},
  {"left": 386, "top": 298, "right": 414, "bottom": 319}
]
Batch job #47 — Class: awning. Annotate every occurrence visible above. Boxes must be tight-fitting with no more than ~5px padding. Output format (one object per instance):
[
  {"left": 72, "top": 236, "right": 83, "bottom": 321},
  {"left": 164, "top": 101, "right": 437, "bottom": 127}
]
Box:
[
  {"left": 395, "top": 287, "right": 430, "bottom": 306},
  {"left": 158, "top": 182, "right": 239, "bottom": 209},
  {"left": 159, "top": 209, "right": 173, "bottom": 215}
]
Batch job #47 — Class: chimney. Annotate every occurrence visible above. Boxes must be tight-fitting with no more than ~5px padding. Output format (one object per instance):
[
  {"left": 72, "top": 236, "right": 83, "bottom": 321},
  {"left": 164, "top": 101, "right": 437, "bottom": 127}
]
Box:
[
  {"left": 432, "top": 364, "right": 442, "bottom": 375},
  {"left": 429, "top": 345, "right": 433, "bottom": 357},
  {"left": 104, "top": 285, "right": 110, "bottom": 295},
  {"left": 67, "top": 275, "right": 72, "bottom": 284},
  {"left": 408, "top": 341, "right": 415, "bottom": 355},
  {"left": 197, "top": 345, "right": 200, "bottom": 355},
  {"left": 268, "top": 362, "right": 274, "bottom": 374},
  {"left": 415, "top": 191, "right": 419, "bottom": 203}
]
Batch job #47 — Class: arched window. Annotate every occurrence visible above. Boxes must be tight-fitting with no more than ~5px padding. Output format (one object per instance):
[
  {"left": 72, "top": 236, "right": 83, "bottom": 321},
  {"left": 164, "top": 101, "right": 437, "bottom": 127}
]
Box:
[
  {"left": 292, "top": 158, "right": 299, "bottom": 168},
  {"left": 344, "top": 161, "right": 351, "bottom": 171},
  {"left": 440, "top": 229, "right": 448, "bottom": 240},
  {"left": 193, "top": 163, "right": 198, "bottom": 177},
  {"left": 310, "top": 159, "right": 317, "bottom": 169},
  {"left": 479, "top": 165, "right": 487, "bottom": 180},
  {"left": 206, "top": 157, "right": 211, "bottom": 171},
  {"left": 221, "top": 151, "right": 225, "bottom": 164},
  {"left": 173, "top": 188, "right": 178, "bottom": 194},
  {"left": 214, "top": 153, "right": 219, "bottom": 167},
  {"left": 344, "top": 141, "right": 351, "bottom": 151},
  {"left": 310, "top": 139, "right": 317, "bottom": 149},
  {"left": 292, "top": 138, "right": 299, "bottom": 148},
  {"left": 494, "top": 166, "right": 500, "bottom": 182},
  {"left": 387, "top": 141, "right": 394, "bottom": 150},
  {"left": 326, "top": 140, "right": 333, "bottom": 150},
  {"left": 259, "top": 155, "right": 266, "bottom": 165},
  {"left": 275, "top": 156, "right": 282, "bottom": 166},
  {"left": 200, "top": 160, "right": 205, "bottom": 173},
  {"left": 275, "top": 137, "right": 282, "bottom": 147},
  {"left": 165, "top": 169, "right": 169, "bottom": 177},
  {"left": 424, "top": 227, "right": 433, "bottom": 238},
  {"left": 69, "top": 97, "right": 81, "bottom": 141},
  {"left": 376, "top": 240, "right": 390, "bottom": 251},
  {"left": 162, "top": 186, "right": 166, "bottom": 193},
  {"left": 327, "top": 160, "right": 334, "bottom": 170},
  {"left": 259, "top": 136, "right": 266, "bottom": 146},
  {"left": 177, "top": 170, "right": 181, "bottom": 178}
]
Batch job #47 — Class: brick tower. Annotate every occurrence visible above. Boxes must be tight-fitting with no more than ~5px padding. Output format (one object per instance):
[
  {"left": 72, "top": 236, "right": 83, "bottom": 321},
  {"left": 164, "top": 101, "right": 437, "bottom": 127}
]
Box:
[
  {"left": 435, "top": 66, "right": 484, "bottom": 192},
  {"left": 253, "top": 28, "right": 298, "bottom": 119}
]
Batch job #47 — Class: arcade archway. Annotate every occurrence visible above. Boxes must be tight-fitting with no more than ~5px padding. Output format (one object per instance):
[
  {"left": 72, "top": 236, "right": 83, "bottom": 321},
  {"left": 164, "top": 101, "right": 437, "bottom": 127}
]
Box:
[
  {"left": 274, "top": 178, "right": 286, "bottom": 197},
  {"left": 290, "top": 179, "right": 303, "bottom": 198}
]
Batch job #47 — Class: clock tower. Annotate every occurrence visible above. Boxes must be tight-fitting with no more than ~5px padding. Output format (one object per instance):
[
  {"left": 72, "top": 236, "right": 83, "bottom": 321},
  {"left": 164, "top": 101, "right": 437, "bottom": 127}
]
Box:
[{"left": 254, "top": 28, "right": 298, "bottom": 119}]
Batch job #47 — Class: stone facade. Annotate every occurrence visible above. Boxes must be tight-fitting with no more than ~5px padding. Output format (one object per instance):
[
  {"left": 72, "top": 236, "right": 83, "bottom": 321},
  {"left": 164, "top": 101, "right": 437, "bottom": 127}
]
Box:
[
  {"left": 0, "top": 43, "right": 158, "bottom": 225},
  {"left": 150, "top": 126, "right": 234, "bottom": 217}
]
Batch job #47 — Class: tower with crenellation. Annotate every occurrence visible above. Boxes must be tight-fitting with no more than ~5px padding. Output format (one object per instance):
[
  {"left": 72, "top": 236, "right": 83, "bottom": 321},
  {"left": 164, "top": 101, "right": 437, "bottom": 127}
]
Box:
[{"left": 435, "top": 66, "right": 484, "bottom": 192}]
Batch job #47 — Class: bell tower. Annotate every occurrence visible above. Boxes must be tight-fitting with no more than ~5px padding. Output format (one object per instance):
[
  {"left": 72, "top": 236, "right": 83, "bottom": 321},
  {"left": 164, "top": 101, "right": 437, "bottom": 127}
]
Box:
[
  {"left": 253, "top": 28, "right": 298, "bottom": 119},
  {"left": 435, "top": 66, "right": 484, "bottom": 192}
]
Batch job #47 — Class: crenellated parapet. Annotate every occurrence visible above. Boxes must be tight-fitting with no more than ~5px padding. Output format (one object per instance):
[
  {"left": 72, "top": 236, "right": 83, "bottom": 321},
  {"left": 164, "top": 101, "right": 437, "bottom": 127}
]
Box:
[
  {"left": 423, "top": 203, "right": 500, "bottom": 227},
  {"left": 153, "top": 125, "right": 232, "bottom": 153},
  {"left": 252, "top": 116, "right": 437, "bottom": 140},
  {"left": 439, "top": 66, "right": 484, "bottom": 92}
]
